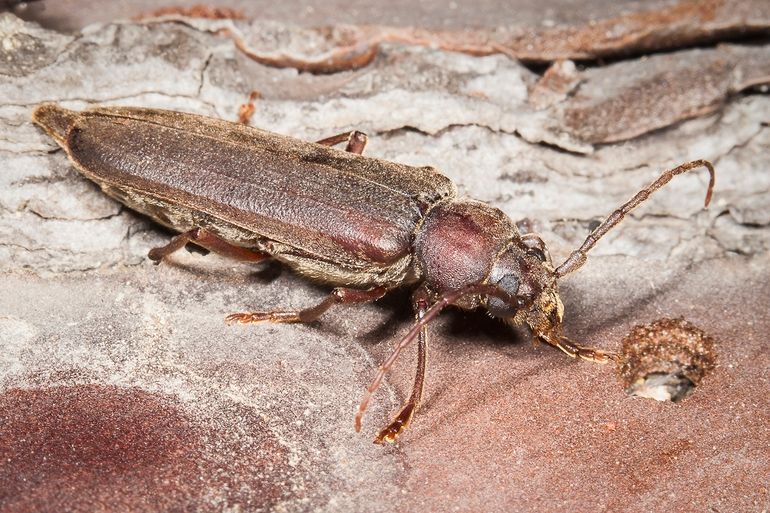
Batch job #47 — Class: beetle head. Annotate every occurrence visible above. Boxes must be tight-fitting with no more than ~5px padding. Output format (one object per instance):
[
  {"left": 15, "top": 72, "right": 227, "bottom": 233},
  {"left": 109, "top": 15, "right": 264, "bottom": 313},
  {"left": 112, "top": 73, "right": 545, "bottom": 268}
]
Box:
[
  {"left": 481, "top": 160, "right": 716, "bottom": 343},
  {"left": 484, "top": 235, "right": 564, "bottom": 336}
]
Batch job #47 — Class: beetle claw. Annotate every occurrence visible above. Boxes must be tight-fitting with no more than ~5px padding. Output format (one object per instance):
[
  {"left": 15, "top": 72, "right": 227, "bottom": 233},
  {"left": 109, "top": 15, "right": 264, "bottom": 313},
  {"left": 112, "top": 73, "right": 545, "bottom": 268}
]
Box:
[{"left": 373, "top": 401, "right": 417, "bottom": 444}]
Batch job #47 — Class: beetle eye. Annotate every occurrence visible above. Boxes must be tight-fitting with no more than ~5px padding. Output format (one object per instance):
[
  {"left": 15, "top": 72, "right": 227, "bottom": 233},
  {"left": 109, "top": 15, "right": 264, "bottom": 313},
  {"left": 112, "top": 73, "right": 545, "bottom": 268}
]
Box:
[
  {"left": 521, "top": 234, "right": 549, "bottom": 263},
  {"left": 526, "top": 246, "right": 546, "bottom": 262}
]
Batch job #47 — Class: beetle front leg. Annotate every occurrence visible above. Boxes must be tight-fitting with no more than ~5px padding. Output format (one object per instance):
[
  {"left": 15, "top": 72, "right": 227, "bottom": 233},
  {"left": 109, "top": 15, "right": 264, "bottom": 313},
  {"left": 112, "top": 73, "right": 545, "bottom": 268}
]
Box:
[
  {"left": 374, "top": 288, "right": 429, "bottom": 444},
  {"left": 225, "top": 286, "right": 387, "bottom": 324},
  {"left": 540, "top": 333, "right": 620, "bottom": 364},
  {"left": 315, "top": 131, "right": 368, "bottom": 154},
  {"left": 148, "top": 228, "right": 269, "bottom": 265}
]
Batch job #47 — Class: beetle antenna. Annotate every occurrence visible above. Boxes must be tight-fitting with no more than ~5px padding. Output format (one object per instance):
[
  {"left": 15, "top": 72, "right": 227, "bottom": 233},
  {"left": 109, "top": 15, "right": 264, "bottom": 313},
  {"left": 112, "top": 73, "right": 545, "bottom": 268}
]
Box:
[
  {"left": 555, "top": 159, "right": 715, "bottom": 278},
  {"left": 354, "top": 284, "right": 510, "bottom": 433}
]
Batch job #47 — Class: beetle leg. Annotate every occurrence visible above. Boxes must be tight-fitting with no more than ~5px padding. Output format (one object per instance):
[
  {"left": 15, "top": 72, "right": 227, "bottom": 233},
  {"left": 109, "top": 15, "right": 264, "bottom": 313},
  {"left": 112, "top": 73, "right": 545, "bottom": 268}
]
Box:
[
  {"left": 225, "top": 286, "right": 387, "bottom": 324},
  {"left": 148, "top": 228, "right": 269, "bottom": 265},
  {"left": 315, "top": 131, "right": 368, "bottom": 154},
  {"left": 374, "top": 288, "right": 429, "bottom": 444},
  {"left": 355, "top": 284, "right": 512, "bottom": 436},
  {"left": 540, "top": 333, "right": 620, "bottom": 364},
  {"left": 237, "top": 90, "right": 262, "bottom": 125}
]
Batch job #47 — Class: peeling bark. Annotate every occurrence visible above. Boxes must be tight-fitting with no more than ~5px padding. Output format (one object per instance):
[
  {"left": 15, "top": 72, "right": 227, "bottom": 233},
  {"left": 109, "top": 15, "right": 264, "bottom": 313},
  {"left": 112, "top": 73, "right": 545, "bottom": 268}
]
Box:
[
  {"left": 554, "top": 45, "right": 770, "bottom": 144},
  {"left": 151, "top": 0, "right": 770, "bottom": 71}
]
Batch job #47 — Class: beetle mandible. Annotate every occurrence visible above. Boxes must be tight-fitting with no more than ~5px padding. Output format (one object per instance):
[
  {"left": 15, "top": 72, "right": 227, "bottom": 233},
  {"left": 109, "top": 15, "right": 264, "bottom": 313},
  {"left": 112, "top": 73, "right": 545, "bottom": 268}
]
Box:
[{"left": 32, "top": 103, "right": 715, "bottom": 443}]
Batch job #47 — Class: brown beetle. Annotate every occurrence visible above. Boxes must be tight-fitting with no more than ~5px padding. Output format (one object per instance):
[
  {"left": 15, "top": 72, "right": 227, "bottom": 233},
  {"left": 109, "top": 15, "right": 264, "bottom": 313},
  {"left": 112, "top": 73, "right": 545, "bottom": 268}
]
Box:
[{"left": 32, "top": 103, "right": 715, "bottom": 443}]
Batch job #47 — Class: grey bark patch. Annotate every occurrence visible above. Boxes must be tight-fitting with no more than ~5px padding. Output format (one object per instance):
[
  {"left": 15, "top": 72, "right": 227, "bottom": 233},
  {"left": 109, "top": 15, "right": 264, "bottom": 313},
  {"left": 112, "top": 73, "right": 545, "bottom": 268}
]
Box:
[{"left": 0, "top": 13, "right": 74, "bottom": 77}]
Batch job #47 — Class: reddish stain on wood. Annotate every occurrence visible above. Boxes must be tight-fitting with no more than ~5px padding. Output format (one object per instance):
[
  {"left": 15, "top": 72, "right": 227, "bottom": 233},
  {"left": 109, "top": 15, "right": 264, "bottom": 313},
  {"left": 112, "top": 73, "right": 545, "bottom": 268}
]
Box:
[{"left": 0, "top": 384, "right": 290, "bottom": 513}]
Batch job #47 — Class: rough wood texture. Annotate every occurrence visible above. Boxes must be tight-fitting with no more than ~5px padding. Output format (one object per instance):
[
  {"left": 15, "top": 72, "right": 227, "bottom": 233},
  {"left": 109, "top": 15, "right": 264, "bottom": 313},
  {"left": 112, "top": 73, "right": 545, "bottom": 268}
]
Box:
[
  {"left": 1, "top": 9, "right": 769, "bottom": 513},
  {"left": 16, "top": 0, "right": 770, "bottom": 63}
]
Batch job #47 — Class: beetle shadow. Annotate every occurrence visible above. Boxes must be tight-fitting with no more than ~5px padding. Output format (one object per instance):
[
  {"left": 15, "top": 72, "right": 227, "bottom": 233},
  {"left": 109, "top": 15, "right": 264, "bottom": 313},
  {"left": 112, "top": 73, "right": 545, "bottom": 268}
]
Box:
[
  {"left": 361, "top": 302, "right": 537, "bottom": 421},
  {"left": 356, "top": 288, "right": 415, "bottom": 346},
  {"left": 441, "top": 309, "right": 526, "bottom": 350},
  {"left": 406, "top": 359, "right": 553, "bottom": 446},
  {"left": 244, "top": 259, "right": 285, "bottom": 284},
  {"left": 413, "top": 310, "right": 532, "bottom": 409},
  {"left": 356, "top": 289, "right": 529, "bottom": 350}
]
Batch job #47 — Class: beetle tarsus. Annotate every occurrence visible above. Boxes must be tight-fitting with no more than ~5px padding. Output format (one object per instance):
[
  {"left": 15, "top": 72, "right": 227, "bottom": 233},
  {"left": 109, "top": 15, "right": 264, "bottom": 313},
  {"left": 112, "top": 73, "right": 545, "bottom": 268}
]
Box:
[
  {"left": 375, "top": 401, "right": 418, "bottom": 444},
  {"left": 227, "top": 286, "right": 387, "bottom": 325},
  {"left": 148, "top": 230, "right": 195, "bottom": 264},
  {"left": 545, "top": 334, "right": 621, "bottom": 364},
  {"left": 355, "top": 292, "right": 457, "bottom": 434},
  {"left": 345, "top": 131, "right": 368, "bottom": 154},
  {"left": 356, "top": 285, "right": 508, "bottom": 436},
  {"left": 373, "top": 291, "right": 429, "bottom": 443},
  {"left": 226, "top": 311, "right": 300, "bottom": 324}
]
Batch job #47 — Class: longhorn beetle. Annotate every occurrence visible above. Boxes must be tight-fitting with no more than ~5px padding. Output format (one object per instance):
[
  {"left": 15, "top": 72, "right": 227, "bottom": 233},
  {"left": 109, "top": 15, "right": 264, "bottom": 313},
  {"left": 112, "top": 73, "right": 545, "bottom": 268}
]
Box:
[{"left": 32, "top": 103, "right": 715, "bottom": 443}]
